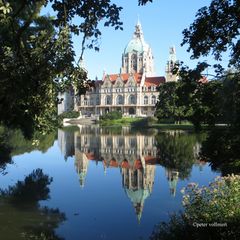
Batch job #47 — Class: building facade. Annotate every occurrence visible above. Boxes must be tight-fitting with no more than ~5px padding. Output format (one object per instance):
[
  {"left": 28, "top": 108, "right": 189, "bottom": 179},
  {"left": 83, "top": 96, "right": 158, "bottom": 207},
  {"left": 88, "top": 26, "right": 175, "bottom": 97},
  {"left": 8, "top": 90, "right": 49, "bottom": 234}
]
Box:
[{"left": 75, "top": 21, "right": 178, "bottom": 117}]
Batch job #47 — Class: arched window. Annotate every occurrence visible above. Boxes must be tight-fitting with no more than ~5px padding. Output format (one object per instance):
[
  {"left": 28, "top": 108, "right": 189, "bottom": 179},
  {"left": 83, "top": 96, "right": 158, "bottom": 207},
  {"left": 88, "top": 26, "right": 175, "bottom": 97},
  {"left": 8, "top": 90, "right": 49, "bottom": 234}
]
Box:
[
  {"left": 131, "top": 54, "right": 137, "bottom": 72},
  {"left": 144, "top": 96, "right": 148, "bottom": 105},
  {"left": 129, "top": 138, "right": 136, "bottom": 148},
  {"left": 116, "top": 95, "right": 124, "bottom": 105},
  {"left": 105, "top": 95, "right": 111, "bottom": 105},
  {"left": 129, "top": 95, "right": 136, "bottom": 105},
  {"left": 151, "top": 95, "right": 156, "bottom": 104}
]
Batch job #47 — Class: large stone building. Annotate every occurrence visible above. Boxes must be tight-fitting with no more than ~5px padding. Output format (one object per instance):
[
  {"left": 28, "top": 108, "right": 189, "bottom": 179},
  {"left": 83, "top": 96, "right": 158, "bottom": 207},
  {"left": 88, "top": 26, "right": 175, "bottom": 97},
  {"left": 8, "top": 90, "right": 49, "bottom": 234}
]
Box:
[{"left": 74, "top": 21, "right": 178, "bottom": 117}]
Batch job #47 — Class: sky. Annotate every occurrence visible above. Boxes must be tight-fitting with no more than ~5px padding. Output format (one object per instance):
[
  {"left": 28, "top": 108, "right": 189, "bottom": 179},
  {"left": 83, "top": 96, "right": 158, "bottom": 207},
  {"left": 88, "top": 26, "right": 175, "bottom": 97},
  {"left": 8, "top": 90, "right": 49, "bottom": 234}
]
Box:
[{"left": 43, "top": 0, "right": 226, "bottom": 80}]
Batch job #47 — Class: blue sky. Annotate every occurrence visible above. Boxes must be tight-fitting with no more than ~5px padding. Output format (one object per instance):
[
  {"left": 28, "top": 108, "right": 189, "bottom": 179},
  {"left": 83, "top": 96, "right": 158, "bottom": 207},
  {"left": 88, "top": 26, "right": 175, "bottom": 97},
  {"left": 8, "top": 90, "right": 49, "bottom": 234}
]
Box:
[{"left": 43, "top": 0, "right": 227, "bottom": 79}]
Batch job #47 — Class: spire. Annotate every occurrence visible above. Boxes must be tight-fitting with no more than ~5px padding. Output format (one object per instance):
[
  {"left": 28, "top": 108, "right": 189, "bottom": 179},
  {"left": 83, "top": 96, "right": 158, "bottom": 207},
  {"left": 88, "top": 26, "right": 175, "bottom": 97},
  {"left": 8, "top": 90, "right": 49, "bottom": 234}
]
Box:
[
  {"left": 134, "top": 17, "right": 143, "bottom": 39},
  {"left": 165, "top": 46, "right": 178, "bottom": 82},
  {"left": 134, "top": 202, "right": 144, "bottom": 224},
  {"left": 169, "top": 46, "right": 177, "bottom": 63}
]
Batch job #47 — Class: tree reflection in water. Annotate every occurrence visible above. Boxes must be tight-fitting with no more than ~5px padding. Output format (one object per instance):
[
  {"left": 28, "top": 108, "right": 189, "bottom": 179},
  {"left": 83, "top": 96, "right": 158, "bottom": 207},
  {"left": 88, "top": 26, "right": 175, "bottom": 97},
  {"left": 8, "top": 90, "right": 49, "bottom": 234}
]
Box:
[
  {"left": 0, "top": 126, "right": 56, "bottom": 174},
  {"left": 201, "top": 128, "right": 240, "bottom": 175},
  {"left": 150, "top": 128, "right": 240, "bottom": 240},
  {"left": 156, "top": 131, "right": 204, "bottom": 178},
  {"left": 0, "top": 169, "right": 65, "bottom": 240}
]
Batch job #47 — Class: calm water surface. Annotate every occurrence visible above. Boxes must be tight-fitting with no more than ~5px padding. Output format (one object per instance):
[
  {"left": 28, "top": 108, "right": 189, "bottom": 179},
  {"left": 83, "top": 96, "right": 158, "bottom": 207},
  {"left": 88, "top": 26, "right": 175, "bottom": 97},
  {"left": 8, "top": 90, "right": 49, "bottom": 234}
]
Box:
[{"left": 0, "top": 126, "right": 219, "bottom": 240}]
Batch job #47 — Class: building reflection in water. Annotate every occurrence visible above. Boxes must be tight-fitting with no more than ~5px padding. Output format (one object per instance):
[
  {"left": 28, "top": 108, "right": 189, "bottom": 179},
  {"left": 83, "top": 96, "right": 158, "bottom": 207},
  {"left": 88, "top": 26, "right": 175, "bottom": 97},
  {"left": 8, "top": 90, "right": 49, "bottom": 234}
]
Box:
[{"left": 58, "top": 126, "right": 202, "bottom": 222}]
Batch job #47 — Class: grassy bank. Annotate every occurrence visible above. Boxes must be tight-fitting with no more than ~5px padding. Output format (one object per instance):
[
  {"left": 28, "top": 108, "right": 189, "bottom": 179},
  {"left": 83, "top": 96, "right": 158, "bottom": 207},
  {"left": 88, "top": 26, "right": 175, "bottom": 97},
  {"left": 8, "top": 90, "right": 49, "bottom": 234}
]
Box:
[
  {"left": 99, "top": 117, "right": 143, "bottom": 126},
  {"left": 99, "top": 117, "right": 192, "bottom": 129},
  {"left": 99, "top": 117, "right": 228, "bottom": 131}
]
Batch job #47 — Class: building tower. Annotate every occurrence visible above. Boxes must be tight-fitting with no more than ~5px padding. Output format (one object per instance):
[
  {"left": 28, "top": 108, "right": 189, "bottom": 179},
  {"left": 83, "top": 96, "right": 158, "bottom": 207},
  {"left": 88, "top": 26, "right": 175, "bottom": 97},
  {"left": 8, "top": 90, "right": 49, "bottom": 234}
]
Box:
[
  {"left": 166, "top": 168, "right": 179, "bottom": 197},
  {"left": 121, "top": 163, "right": 155, "bottom": 223},
  {"left": 165, "top": 46, "right": 178, "bottom": 82},
  {"left": 121, "top": 20, "right": 154, "bottom": 77}
]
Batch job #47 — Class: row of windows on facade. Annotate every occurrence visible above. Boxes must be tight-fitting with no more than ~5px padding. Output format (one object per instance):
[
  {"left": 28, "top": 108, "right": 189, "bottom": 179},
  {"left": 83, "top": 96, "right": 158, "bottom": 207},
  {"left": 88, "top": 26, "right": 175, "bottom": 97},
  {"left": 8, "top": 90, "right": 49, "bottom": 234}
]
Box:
[
  {"left": 82, "top": 136, "right": 157, "bottom": 147},
  {"left": 79, "top": 146, "right": 156, "bottom": 158},
  {"left": 83, "top": 95, "right": 157, "bottom": 105},
  {"left": 124, "top": 57, "right": 143, "bottom": 63},
  {"left": 104, "top": 137, "right": 155, "bottom": 147},
  {"left": 124, "top": 56, "right": 152, "bottom": 64},
  {"left": 100, "top": 148, "right": 156, "bottom": 158},
  {"left": 88, "top": 86, "right": 157, "bottom": 93}
]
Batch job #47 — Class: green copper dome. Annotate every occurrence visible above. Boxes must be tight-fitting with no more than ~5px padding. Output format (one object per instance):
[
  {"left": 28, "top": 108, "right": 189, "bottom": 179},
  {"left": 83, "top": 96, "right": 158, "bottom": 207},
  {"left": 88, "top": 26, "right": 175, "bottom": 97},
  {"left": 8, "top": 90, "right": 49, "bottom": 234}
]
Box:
[
  {"left": 124, "top": 21, "right": 149, "bottom": 55},
  {"left": 125, "top": 188, "right": 150, "bottom": 204},
  {"left": 124, "top": 38, "right": 145, "bottom": 54}
]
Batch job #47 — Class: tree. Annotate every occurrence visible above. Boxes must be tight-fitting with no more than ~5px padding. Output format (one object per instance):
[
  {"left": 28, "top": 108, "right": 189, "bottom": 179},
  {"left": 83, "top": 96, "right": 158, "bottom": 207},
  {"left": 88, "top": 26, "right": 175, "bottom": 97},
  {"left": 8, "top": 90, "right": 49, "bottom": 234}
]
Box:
[
  {"left": 155, "top": 82, "right": 186, "bottom": 123},
  {"left": 0, "top": 0, "right": 155, "bottom": 137},
  {"left": 182, "top": 0, "right": 240, "bottom": 68},
  {"left": 183, "top": 80, "right": 223, "bottom": 129},
  {"left": 221, "top": 71, "right": 240, "bottom": 127},
  {"left": 178, "top": 0, "right": 240, "bottom": 129},
  {"left": 0, "top": 1, "right": 77, "bottom": 137}
]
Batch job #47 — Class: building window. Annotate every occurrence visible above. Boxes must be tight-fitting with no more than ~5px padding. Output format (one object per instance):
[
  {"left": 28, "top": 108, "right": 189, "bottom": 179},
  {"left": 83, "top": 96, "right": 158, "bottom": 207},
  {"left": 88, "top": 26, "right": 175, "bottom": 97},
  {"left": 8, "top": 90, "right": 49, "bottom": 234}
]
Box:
[
  {"left": 144, "top": 137, "right": 148, "bottom": 146},
  {"left": 106, "top": 137, "right": 112, "bottom": 147},
  {"left": 117, "top": 137, "right": 124, "bottom": 147},
  {"left": 96, "top": 97, "right": 100, "bottom": 105},
  {"left": 116, "top": 95, "right": 124, "bottom": 105},
  {"left": 105, "top": 95, "right": 111, "bottom": 105},
  {"left": 129, "top": 138, "right": 136, "bottom": 148},
  {"left": 144, "top": 96, "right": 148, "bottom": 105},
  {"left": 151, "top": 95, "right": 156, "bottom": 104},
  {"left": 129, "top": 95, "right": 136, "bottom": 105},
  {"left": 84, "top": 97, "right": 88, "bottom": 105}
]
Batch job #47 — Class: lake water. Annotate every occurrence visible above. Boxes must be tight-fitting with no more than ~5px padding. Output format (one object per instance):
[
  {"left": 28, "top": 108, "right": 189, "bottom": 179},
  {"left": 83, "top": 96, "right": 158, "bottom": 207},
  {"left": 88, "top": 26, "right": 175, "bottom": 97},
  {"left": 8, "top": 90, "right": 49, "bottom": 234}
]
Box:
[{"left": 0, "top": 126, "right": 219, "bottom": 240}]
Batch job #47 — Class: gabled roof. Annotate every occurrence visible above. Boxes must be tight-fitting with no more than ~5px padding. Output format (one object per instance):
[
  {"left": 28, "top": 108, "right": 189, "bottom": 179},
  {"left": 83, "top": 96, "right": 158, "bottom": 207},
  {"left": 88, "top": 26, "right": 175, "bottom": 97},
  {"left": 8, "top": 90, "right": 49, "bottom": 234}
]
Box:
[
  {"left": 144, "top": 77, "right": 166, "bottom": 87},
  {"left": 104, "top": 73, "right": 142, "bottom": 85},
  {"left": 94, "top": 74, "right": 166, "bottom": 87}
]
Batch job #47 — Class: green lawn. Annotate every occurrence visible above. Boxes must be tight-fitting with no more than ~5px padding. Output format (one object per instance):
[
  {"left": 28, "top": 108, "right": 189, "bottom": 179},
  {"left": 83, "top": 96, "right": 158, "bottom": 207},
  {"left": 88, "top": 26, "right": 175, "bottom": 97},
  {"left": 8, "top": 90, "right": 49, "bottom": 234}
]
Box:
[
  {"left": 99, "top": 118, "right": 228, "bottom": 131},
  {"left": 99, "top": 117, "right": 144, "bottom": 126}
]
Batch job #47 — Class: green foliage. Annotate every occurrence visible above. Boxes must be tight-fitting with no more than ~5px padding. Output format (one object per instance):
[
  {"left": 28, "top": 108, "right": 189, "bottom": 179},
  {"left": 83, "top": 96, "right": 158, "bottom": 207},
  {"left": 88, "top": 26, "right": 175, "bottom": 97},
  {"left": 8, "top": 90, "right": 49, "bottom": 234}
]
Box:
[
  {"left": 156, "top": 64, "right": 239, "bottom": 130},
  {"left": 182, "top": 175, "right": 240, "bottom": 224},
  {"left": 58, "top": 110, "right": 79, "bottom": 126},
  {"left": 0, "top": 0, "right": 154, "bottom": 137},
  {"left": 0, "top": 169, "right": 65, "bottom": 239},
  {"left": 155, "top": 82, "right": 186, "bottom": 123},
  {"left": 59, "top": 111, "right": 79, "bottom": 119},
  {"left": 150, "top": 175, "right": 240, "bottom": 240},
  {"left": 201, "top": 128, "right": 240, "bottom": 175},
  {"left": 182, "top": 0, "right": 240, "bottom": 68},
  {"left": 0, "top": 126, "right": 56, "bottom": 174},
  {"left": 166, "top": 0, "right": 240, "bottom": 130},
  {"left": 156, "top": 131, "right": 204, "bottom": 179},
  {"left": 0, "top": 1, "right": 77, "bottom": 137},
  {"left": 1, "top": 168, "right": 53, "bottom": 204},
  {"left": 221, "top": 72, "right": 240, "bottom": 127},
  {"left": 185, "top": 80, "right": 223, "bottom": 130},
  {"left": 131, "top": 116, "right": 158, "bottom": 128},
  {"left": 100, "top": 110, "right": 122, "bottom": 121},
  {"left": 150, "top": 214, "right": 189, "bottom": 240}
]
